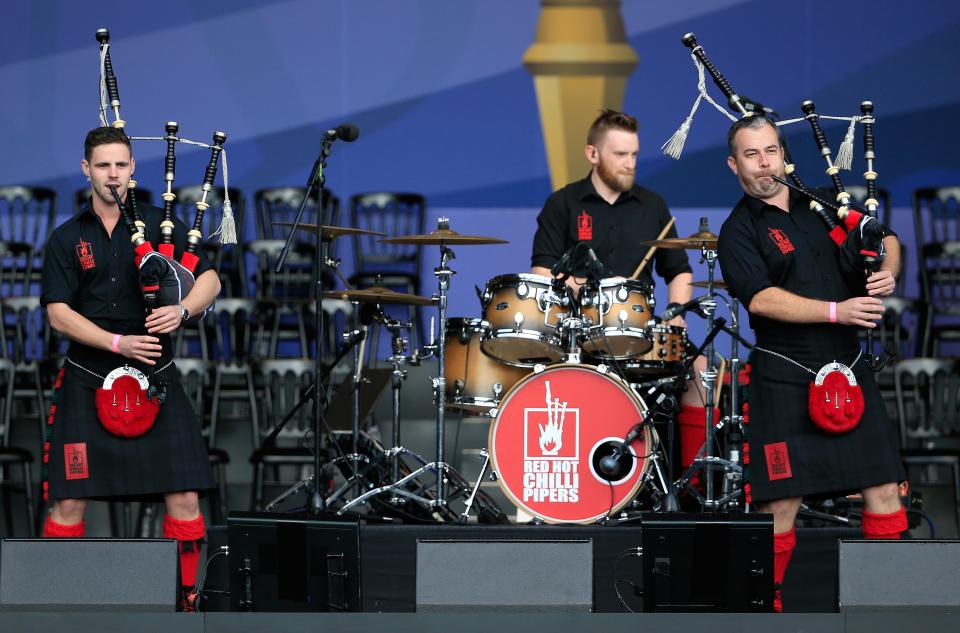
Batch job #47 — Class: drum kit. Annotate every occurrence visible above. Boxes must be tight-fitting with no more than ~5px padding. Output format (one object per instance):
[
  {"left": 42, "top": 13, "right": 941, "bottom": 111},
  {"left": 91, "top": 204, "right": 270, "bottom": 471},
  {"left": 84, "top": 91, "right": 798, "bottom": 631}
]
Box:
[{"left": 274, "top": 216, "right": 749, "bottom": 524}]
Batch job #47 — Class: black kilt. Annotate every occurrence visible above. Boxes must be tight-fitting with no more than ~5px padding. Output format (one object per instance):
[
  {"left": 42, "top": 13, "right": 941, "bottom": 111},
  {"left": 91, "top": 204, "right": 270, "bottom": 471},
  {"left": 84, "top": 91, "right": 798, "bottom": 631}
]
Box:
[
  {"left": 746, "top": 344, "right": 905, "bottom": 503},
  {"left": 46, "top": 351, "right": 214, "bottom": 501}
]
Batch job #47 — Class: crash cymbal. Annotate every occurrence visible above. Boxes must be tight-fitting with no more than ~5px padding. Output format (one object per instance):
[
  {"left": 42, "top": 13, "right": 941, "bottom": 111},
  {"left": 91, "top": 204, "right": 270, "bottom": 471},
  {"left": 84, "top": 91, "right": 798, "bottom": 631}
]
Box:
[
  {"left": 643, "top": 233, "right": 719, "bottom": 250},
  {"left": 690, "top": 279, "right": 728, "bottom": 290},
  {"left": 380, "top": 227, "right": 508, "bottom": 246},
  {"left": 272, "top": 222, "right": 386, "bottom": 239},
  {"left": 322, "top": 286, "right": 434, "bottom": 306}
]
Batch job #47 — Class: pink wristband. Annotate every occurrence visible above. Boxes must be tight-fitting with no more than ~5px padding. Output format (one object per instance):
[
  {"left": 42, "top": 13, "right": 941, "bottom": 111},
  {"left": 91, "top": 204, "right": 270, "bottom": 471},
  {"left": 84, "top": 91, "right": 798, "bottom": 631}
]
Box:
[
  {"left": 829, "top": 301, "right": 837, "bottom": 323},
  {"left": 111, "top": 334, "right": 122, "bottom": 353}
]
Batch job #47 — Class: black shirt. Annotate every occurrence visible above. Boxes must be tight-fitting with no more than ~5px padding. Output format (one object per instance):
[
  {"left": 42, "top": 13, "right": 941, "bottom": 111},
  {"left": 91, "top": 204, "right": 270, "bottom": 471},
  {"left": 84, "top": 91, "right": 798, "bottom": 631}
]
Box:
[
  {"left": 717, "top": 190, "right": 892, "bottom": 368},
  {"left": 530, "top": 174, "right": 691, "bottom": 287},
  {"left": 41, "top": 203, "right": 213, "bottom": 362}
]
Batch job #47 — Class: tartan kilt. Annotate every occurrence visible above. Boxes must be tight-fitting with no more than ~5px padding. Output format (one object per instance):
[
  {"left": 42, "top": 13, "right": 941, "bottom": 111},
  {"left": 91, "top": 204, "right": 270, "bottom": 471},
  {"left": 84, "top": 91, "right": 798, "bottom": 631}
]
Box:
[
  {"left": 745, "top": 350, "right": 905, "bottom": 503},
  {"left": 45, "top": 357, "right": 215, "bottom": 501}
]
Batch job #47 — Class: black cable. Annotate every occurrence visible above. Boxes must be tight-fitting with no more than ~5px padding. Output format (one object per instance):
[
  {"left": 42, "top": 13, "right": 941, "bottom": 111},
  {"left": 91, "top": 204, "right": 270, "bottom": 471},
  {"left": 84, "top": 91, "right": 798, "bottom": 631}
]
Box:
[
  {"left": 193, "top": 546, "right": 229, "bottom": 612},
  {"left": 612, "top": 546, "right": 643, "bottom": 613}
]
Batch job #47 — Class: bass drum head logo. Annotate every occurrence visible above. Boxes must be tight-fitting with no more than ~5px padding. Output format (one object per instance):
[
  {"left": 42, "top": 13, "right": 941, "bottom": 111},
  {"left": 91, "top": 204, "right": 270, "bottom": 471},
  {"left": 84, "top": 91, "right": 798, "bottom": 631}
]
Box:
[{"left": 489, "top": 365, "right": 650, "bottom": 524}]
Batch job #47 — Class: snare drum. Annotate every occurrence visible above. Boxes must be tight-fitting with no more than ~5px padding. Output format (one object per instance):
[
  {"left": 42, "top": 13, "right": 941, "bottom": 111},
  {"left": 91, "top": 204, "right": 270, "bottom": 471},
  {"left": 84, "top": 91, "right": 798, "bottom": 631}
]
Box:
[
  {"left": 622, "top": 324, "right": 688, "bottom": 379},
  {"left": 488, "top": 364, "right": 652, "bottom": 524},
  {"left": 480, "top": 273, "right": 570, "bottom": 367},
  {"left": 579, "top": 278, "right": 654, "bottom": 360},
  {"left": 444, "top": 318, "right": 531, "bottom": 414}
]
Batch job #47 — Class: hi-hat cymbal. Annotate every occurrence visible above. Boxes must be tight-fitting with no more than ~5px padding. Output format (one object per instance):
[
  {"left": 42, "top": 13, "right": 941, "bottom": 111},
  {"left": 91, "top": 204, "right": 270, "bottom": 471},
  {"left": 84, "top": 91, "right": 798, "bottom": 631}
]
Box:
[
  {"left": 380, "top": 227, "right": 508, "bottom": 246},
  {"left": 690, "top": 279, "right": 728, "bottom": 290},
  {"left": 272, "top": 222, "right": 386, "bottom": 239},
  {"left": 323, "top": 286, "right": 434, "bottom": 306},
  {"left": 643, "top": 228, "right": 719, "bottom": 250}
]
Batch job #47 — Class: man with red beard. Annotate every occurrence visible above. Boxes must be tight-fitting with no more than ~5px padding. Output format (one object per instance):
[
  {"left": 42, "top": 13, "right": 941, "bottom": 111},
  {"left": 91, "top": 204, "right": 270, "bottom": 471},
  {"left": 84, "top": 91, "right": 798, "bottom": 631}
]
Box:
[
  {"left": 717, "top": 115, "right": 905, "bottom": 612},
  {"left": 531, "top": 109, "right": 712, "bottom": 493}
]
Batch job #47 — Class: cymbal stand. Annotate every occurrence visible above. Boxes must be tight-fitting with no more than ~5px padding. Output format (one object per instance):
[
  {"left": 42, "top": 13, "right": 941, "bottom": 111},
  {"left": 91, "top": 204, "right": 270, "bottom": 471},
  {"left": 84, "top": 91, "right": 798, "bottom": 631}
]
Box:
[
  {"left": 676, "top": 243, "right": 742, "bottom": 510},
  {"left": 340, "top": 218, "right": 459, "bottom": 514},
  {"left": 326, "top": 303, "right": 373, "bottom": 507},
  {"left": 720, "top": 297, "right": 745, "bottom": 509}
]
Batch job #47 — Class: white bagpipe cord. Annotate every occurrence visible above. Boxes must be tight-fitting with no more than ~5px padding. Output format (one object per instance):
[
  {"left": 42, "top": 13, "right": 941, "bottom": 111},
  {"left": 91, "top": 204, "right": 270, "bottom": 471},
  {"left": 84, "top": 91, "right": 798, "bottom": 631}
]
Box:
[
  {"left": 98, "top": 45, "right": 110, "bottom": 127},
  {"left": 128, "top": 135, "right": 237, "bottom": 245},
  {"left": 775, "top": 114, "right": 862, "bottom": 171},
  {"left": 662, "top": 54, "right": 738, "bottom": 159}
]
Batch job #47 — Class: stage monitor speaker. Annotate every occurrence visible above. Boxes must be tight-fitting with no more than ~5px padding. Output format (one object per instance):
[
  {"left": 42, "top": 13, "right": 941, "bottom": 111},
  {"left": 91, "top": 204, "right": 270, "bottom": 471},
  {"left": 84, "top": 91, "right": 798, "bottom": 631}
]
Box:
[
  {"left": 0, "top": 538, "right": 178, "bottom": 612},
  {"left": 415, "top": 539, "right": 593, "bottom": 612},
  {"left": 228, "top": 511, "right": 361, "bottom": 612},
  {"left": 839, "top": 539, "right": 960, "bottom": 612},
  {"left": 640, "top": 513, "right": 773, "bottom": 612}
]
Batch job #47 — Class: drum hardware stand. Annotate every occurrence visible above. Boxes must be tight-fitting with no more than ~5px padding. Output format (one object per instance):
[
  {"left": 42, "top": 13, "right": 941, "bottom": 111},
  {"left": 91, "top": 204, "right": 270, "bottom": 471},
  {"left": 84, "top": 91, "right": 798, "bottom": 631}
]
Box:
[
  {"left": 342, "top": 218, "right": 464, "bottom": 514},
  {"left": 272, "top": 130, "right": 343, "bottom": 513},
  {"left": 460, "top": 448, "right": 491, "bottom": 522},
  {"left": 720, "top": 297, "right": 745, "bottom": 509},
  {"left": 262, "top": 326, "right": 367, "bottom": 512}
]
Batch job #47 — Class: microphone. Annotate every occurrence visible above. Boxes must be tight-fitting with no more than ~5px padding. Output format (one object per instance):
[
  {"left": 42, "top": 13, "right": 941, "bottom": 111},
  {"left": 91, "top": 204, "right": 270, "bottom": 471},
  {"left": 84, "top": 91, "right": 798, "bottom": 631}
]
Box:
[
  {"left": 662, "top": 295, "right": 708, "bottom": 321},
  {"left": 599, "top": 423, "right": 646, "bottom": 477},
  {"left": 324, "top": 123, "right": 360, "bottom": 142}
]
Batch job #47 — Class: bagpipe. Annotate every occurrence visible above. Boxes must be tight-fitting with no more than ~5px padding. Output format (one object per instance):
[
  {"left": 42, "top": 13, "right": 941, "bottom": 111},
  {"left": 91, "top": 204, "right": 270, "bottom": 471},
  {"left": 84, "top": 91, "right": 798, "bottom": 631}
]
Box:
[
  {"left": 96, "top": 28, "right": 235, "bottom": 321},
  {"left": 664, "top": 33, "right": 887, "bottom": 275}
]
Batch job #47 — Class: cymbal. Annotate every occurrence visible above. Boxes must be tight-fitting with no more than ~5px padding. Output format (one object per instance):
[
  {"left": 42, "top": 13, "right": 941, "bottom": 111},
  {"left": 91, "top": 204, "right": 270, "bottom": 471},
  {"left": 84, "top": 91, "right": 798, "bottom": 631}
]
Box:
[
  {"left": 272, "top": 222, "right": 386, "bottom": 239},
  {"left": 322, "top": 286, "right": 434, "bottom": 306},
  {"left": 380, "top": 227, "right": 508, "bottom": 246},
  {"left": 690, "top": 279, "right": 728, "bottom": 290},
  {"left": 643, "top": 228, "right": 719, "bottom": 250}
]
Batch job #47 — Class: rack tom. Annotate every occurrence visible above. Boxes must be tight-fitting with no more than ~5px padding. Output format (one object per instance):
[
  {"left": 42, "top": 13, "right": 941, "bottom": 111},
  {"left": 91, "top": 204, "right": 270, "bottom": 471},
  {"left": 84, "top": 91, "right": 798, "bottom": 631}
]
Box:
[
  {"left": 444, "top": 318, "right": 531, "bottom": 414},
  {"left": 621, "top": 324, "right": 688, "bottom": 379},
  {"left": 579, "top": 278, "right": 654, "bottom": 360},
  {"left": 480, "top": 273, "right": 570, "bottom": 367}
]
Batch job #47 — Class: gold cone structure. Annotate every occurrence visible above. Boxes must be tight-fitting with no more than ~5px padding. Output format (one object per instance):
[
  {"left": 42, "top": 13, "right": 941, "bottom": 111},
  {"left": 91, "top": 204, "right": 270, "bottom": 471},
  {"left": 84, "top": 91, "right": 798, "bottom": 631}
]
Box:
[{"left": 524, "top": 0, "right": 638, "bottom": 192}]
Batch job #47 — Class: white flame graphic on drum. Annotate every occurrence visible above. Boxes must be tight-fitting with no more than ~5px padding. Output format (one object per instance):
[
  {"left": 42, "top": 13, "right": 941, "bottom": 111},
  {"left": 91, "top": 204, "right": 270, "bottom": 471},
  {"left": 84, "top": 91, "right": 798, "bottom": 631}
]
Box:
[{"left": 538, "top": 381, "right": 567, "bottom": 456}]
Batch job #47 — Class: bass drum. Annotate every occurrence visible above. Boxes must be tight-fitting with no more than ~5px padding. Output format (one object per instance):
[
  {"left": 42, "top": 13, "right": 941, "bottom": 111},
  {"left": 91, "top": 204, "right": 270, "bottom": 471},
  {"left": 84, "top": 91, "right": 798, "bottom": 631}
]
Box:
[
  {"left": 488, "top": 364, "right": 651, "bottom": 524},
  {"left": 444, "top": 318, "right": 531, "bottom": 414}
]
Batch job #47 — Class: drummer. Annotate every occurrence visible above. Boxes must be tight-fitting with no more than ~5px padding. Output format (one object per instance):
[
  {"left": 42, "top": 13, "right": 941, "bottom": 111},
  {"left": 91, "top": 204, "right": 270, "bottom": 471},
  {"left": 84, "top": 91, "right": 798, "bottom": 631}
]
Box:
[{"left": 530, "top": 109, "right": 709, "bottom": 484}]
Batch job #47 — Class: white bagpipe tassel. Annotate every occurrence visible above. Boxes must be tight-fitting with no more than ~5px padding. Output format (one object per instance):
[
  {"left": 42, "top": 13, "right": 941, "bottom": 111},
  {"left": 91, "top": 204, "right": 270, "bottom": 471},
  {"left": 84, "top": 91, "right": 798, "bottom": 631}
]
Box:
[
  {"left": 661, "top": 98, "right": 699, "bottom": 160},
  {"left": 214, "top": 148, "right": 237, "bottom": 245},
  {"left": 833, "top": 116, "right": 859, "bottom": 171}
]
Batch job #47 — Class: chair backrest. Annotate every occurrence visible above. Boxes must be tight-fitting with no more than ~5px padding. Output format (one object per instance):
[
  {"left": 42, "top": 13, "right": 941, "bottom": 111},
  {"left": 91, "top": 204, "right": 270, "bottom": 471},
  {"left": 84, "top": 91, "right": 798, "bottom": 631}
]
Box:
[
  {"left": 869, "top": 297, "right": 918, "bottom": 362},
  {"left": 0, "top": 296, "right": 45, "bottom": 363},
  {"left": 349, "top": 192, "right": 425, "bottom": 273},
  {"left": 0, "top": 186, "right": 57, "bottom": 248},
  {"left": 0, "top": 358, "right": 15, "bottom": 445},
  {"left": 244, "top": 239, "right": 314, "bottom": 300},
  {"left": 895, "top": 357, "right": 960, "bottom": 446},
  {"left": 253, "top": 187, "right": 338, "bottom": 241},
  {"left": 252, "top": 359, "right": 316, "bottom": 442},
  {"left": 306, "top": 299, "right": 352, "bottom": 360},
  {"left": 74, "top": 187, "right": 152, "bottom": 214},
  {"left": 918, "top": 240, "right": 960, "bottom": 310},
  {"left": 206, "top": 298, "right": 264, "bottom": 364},
  {"left": 172, "top": 358, "right": 217, "bottom": 442},
  {"left": 171, "top": 186, "right": 246, "bottom": 243},
  {"left": 845, "top": 186, "right": 893, "bottom": 227},
  {"left": 913, "top": 187, "right": 960, "bottom": 246}
]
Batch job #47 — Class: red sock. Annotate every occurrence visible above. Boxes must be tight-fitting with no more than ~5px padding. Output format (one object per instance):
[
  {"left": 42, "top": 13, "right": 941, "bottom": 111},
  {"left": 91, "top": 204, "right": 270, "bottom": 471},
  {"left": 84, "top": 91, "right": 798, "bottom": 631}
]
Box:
[
  {"left": 42, "top": 515, "right": 85, "bottom": 538},
  {"left": 773, "top": 528, "right": 796, "bottom": 613},
  {"left": 677, "top": 405, "right": 706, "bottom": 484},
  {"left": 163, "top": 513, "right": 206, "bottom": 589},
  {"left": 861, "top": 507, "right": 908, "bottom": 539}
]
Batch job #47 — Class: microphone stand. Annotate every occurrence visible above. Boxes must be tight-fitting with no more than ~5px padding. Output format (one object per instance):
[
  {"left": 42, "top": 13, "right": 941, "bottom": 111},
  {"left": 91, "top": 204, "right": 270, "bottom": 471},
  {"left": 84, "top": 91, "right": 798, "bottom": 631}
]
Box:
[{"left": 273, "top": 135, "right": 335, "bottom": 513}]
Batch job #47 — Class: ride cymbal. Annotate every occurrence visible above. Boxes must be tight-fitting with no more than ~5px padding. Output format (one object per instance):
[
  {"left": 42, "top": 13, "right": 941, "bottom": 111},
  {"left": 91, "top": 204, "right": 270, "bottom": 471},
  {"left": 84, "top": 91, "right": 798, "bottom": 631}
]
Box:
[
  {"left": 380, "top": 227, "right": 508, "bottom": 246},
  {"left": 322, "top": 286, "right": 435, "bottom": 306},
  {"left": 271, "top": 222, "right": 386, "bottom": 239}
]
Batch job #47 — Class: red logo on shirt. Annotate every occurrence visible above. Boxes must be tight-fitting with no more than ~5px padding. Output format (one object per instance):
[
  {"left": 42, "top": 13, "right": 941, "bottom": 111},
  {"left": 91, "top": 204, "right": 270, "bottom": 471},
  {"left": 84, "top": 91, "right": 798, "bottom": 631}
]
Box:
[
  {"left": 768, "top": 228, "right": 794, "bottom": 255},
  {"left": 75, "top": 239, "right": 96, "bottom": 270},
  {"left": 64, "top": 443, "right": 89, "bottom": 480},
  {"left": 577, "top": 210, "right": 593, "bottom": 240},
  {"left": 764, "top": 442, "right": 793, "bottom": 481}
]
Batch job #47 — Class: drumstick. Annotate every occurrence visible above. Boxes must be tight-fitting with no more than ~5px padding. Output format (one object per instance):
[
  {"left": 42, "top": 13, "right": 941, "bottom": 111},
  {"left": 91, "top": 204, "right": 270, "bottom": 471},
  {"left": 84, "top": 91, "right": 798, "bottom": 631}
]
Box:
[{"left": 630, "top": 217, "right": 675, "bottom": 280}]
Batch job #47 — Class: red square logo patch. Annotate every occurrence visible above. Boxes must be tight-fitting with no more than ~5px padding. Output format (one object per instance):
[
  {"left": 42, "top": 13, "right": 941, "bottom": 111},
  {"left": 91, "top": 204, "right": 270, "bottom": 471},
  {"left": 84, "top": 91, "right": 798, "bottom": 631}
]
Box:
[
  {"left": 64, "top": 443, "right": 89, "bottom": 480},
  {"left": 577, "top": 210, "right": 593, "bottom": 240},
  {"left": 75, "top": 239, "right": 96, "bottom": 270},
  {"left": 768, "top": 228, "right": 794, "bottom": 255},
  {"left": 764, "top": 441, "right": 792, "bottom": 481}
]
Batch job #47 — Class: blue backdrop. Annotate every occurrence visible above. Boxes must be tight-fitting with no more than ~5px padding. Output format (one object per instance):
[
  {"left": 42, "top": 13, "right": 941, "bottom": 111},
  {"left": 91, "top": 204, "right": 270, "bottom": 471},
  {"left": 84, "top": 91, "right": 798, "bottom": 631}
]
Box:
[{"left": 2, "top": 0, "right": 956, "bottom": 336}]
